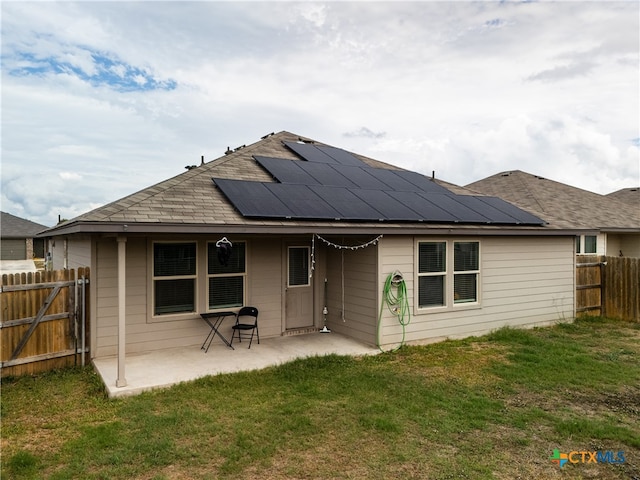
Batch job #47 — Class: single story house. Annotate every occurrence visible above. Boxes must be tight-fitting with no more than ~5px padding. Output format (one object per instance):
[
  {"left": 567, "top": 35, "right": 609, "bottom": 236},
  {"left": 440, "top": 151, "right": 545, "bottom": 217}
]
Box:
[
  {"left": 466, "top": 171, "right": 640, "bottom": 258},
  {"left": 41, "top": 131, "right": 580, "bottom": 390},
  {"left": 1, "top": 211, "right": 47, "bottom": 261}
]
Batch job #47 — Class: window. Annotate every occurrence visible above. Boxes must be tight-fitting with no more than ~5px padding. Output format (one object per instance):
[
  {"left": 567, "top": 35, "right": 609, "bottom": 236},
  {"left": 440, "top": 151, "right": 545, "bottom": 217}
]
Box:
[
  {"left": 153, "top": 242, "right": 197, "bottom": 315},
  {"left": 454, "top": 242, "right": 479, "bottom": 304},
  {"left": 584, "top": 235, "right": 597, "bottom": 254},
  {"left": 417, "top": 240, "right": 480, "bottom": 309},
  {"left": 577, "top": 235, "right": 597, "bottom": 255},
  {"left": 288, "top": 247, "right": 310, "bottom": 287},
  {"left": 208, "top": 241, "right": 246, "bottom": 310},
  {"left": 418, "top": 242, "right": 446, "bottom": 308}
]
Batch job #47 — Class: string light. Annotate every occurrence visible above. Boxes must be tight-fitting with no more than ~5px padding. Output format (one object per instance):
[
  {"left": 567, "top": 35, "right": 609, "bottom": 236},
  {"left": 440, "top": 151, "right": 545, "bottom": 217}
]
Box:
[
  {"left": 309, "top": 234, "right": 384, "bottom": 322},
  {"left": 315, "top": 234, "right": 383, "bottom": 250},
  {"left": 310, "top": 234, "right": 383, "bottom": 277}
]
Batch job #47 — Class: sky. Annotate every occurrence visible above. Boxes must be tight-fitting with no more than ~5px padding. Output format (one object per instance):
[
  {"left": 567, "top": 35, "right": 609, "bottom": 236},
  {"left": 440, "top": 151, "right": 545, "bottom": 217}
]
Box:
[{"left": 1, "top": 1, "right": 639, "bottom": 227}]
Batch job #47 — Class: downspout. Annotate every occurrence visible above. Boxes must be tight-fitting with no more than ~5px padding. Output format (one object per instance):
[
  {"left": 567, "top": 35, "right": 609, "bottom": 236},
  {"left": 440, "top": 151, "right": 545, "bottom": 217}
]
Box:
[{"left": 116, "top": 236, "right": 127, "bottom": 388}]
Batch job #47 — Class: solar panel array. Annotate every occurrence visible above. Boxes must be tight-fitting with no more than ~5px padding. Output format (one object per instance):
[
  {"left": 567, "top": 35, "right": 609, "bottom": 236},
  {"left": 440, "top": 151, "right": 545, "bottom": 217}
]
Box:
[{"left": 212, "top": 142, "right": 545, "bottom": 225}]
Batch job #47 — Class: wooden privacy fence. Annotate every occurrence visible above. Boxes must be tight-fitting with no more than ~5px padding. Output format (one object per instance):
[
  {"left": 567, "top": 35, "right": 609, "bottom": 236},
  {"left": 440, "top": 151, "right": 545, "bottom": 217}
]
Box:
[
  {"left": 576, "top": 255, "right": 639, "bottom": 321},
  {"left": 1, "top": 268, "right": 90, "bottom": 377}
]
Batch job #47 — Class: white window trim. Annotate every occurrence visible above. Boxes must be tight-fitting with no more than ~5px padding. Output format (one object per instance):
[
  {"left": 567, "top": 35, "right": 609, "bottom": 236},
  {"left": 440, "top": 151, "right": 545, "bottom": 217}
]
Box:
[
  {"left": 416, "top": 240, "right": 448, "bottom": 311},
  {"left": 453, "top": 241, "right": 480, "bottom": 306},
  {"left": 150, "top": 240, "right": 198, "bottom": 321},
  {"left": 576, "top": 234, "right": 598, "bottom": 255},
  {"left": 415, "top": 239, "right": 481, "bottom": 313}
]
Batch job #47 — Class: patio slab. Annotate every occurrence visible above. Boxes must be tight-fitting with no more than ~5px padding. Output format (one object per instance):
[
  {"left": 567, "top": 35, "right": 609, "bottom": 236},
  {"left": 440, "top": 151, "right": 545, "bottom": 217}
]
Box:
[{"left": 93, "top": 332, "right": 379, "bottom": 398}]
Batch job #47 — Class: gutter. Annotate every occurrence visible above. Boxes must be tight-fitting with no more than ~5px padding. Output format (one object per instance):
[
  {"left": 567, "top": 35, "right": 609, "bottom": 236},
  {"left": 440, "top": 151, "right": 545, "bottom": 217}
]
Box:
[{"left": 37, "top": 220, "right": 592, "bottom": 238}]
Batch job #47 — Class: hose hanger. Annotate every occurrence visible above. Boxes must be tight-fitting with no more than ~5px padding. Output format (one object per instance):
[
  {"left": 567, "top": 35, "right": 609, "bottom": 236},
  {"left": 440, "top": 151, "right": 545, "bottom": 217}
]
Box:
[
  {"left": 377, "top": 270, "right": 411, "bottom": 352},
  {"left": 215, "top": 237, "right": 233, "bottom": 266},
  {"left": 390, "top": 271, "right": 404, "bottom": 286}
]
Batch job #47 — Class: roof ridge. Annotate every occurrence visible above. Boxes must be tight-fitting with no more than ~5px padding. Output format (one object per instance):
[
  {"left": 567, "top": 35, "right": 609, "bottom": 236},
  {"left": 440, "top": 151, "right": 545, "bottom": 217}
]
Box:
[
  {"left": 514, "top": 171, "right": 547, "bottom": 213},
  {"left": 72, "top": 132, "right": 302, "bottom": 223}
]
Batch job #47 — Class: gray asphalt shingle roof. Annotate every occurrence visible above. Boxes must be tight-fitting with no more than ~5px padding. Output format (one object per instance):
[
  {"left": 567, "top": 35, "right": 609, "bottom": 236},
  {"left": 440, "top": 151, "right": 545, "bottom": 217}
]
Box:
[
  {"left": 606, "top": 187, "right": 640, "bottom": 208},
  {"left": 1, "top": 211, "right": 49, "bottom": 238},
  {"left": 466, "top": 170, "right": 640, "bottom": 231},
  {"left": 43, "top": 132, "right": 570, "bottom": 236}
]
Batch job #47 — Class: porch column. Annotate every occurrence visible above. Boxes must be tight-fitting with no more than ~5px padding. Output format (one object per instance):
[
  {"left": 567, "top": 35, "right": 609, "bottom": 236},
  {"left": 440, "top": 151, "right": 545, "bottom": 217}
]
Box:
[{"left": 116, "top": 236, "right": 127, "bottom": 388}]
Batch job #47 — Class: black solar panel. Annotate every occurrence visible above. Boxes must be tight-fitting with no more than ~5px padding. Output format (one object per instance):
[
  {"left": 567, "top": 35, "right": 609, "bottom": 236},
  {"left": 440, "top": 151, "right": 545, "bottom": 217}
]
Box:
[
  {"left": 284, "top": 142, "right": 338, "bottom": 164},
  {"left": 254, "top": 156, "right": 320, "bottom": 185},
  {"left": 215, "top": 144, "right": 546, "bottom": 225},
  {"left": 364, "top": 168, "right": 420, "bottom": 191},
  {"left": 335, "top": 166, "right": 390, "bottom": 190},
  {"left": 350, "top": 189, "right": 421, "bottom": 221},
  {"left": 473, "top": 196, "right": 545, "bottom": 224},
  {"left": 213, "top": 178, "right": 293, "bottom": 218},
  {"left": 317, "top": 145, "right": 367, "bottom": 167},
  {"left": 392, "top": 170, "right": 451, "bottom": 194},
  {"left": 390, "top": 191, "right": 458, "bottom": 222},
  {"left": 453, "top": 196, "right": 519, "bottom": 224},
  {"left": 308, "top": 186, "right": 385, "bottom": 220},
  {"left": 420, "top": 194, "right": 491, "bottom": 223},
  {"left": 265, "top": 183, "right": 340, "bottom": 219}
]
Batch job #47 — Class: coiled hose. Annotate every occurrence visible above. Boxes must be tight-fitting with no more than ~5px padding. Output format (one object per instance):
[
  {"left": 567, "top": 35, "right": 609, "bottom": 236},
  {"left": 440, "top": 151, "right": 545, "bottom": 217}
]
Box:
[{"left": 377, "top": 271, "right": 411, "bottom": 352}]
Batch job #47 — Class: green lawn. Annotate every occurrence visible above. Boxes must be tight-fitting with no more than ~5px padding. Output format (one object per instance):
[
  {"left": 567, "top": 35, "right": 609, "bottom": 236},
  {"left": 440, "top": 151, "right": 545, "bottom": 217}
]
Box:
[{"left": 2, "top": 316, "right": 638, "bottom": 479}]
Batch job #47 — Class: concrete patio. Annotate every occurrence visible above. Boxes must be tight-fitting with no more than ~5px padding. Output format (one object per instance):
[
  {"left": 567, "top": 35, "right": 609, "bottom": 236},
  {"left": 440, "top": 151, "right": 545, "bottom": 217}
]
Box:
[{"left": 93, "top": 332, "right": 380, "bottom": 398}]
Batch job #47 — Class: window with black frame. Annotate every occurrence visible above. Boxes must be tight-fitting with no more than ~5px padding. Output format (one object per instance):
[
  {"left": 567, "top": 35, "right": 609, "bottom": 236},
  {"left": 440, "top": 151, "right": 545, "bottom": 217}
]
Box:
[
  {"left": 153, "top": 242, "right": 197, "bottom": 315},
  {"left": 208, "top": 241, "right": 246, "bottom": 310}
]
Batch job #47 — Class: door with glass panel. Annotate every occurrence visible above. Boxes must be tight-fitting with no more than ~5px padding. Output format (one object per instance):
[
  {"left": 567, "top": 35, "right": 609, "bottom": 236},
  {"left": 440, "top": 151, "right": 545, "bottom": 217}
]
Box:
[{"left": 285, "top": 245, "right": 313, "bottom": 329}]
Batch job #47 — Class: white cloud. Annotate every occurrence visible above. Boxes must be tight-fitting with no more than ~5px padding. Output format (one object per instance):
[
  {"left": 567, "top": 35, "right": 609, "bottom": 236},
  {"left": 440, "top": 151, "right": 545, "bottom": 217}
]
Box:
[
  {"left": 1, "top": 1, "right": 638, "bottom": 226},
  {"left": 58, "top": 172, "right": 82, "bottom": 180}
]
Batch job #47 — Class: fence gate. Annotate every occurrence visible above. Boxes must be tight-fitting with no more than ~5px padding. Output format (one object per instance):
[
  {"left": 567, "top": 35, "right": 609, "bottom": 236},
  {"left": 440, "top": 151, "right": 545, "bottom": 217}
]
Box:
[
  {"left": 0, "top": 268, "right": 89, "bottom": 377},
  {"left": 576, "top": 256, "right": 604, "bottom": 317}
]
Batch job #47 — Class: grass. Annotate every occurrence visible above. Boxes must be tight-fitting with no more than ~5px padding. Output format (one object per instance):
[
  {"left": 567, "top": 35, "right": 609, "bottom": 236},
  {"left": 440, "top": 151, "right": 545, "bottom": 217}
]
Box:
[{"left": 2, "top": 316, "right": 639, "bottom": 479}]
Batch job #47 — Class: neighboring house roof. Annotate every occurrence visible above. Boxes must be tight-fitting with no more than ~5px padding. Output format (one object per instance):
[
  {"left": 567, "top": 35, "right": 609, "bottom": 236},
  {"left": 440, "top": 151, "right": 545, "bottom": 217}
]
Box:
[
  {"left": 466, "top": 171, "right": 640, "bottom": 232},
  {"left": 1, "top": 211, "right": 49, "bottom": 238},
  {"left": 606, "top": 187, "right": 639, "bottom": 208},
  {"left": 42, "top": 132, "right": 571, "bottom": 237}
]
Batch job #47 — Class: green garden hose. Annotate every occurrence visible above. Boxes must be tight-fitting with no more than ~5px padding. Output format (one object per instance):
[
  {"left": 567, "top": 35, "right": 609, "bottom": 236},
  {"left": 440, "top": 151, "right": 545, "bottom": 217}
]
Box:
[{"left": 377, "top": 271, "right": 411, "bottom": 352}]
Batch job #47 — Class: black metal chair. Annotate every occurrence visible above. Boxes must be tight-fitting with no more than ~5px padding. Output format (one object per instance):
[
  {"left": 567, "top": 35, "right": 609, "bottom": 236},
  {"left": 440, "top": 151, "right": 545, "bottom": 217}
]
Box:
[{"left": 230, "top": 306, "right": 259, "bottom": 348}]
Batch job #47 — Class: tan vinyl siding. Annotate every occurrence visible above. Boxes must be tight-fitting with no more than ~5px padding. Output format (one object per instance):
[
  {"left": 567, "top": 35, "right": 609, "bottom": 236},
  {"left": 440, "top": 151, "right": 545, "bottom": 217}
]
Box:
[
  {"left": 49, "top": 235, "right": 91, "bottom": 269},
  {"left": 94, "top": 238, "right": 118, "bottom": 357},
  {"left": 94, "top": 237, "right": 214, "bottom": 356},
  {"left": 377, "top": 236, "right": 415, "bottom": 346},
  {"left": 325, "top": 240, "right": 378, "bottom": 344},
  {"left": 67, "top": 236, "right": 91, "bottom": 268},
  {"left": 50, "top": 237, "right": 65, "bottom": 270},
  {"left": 611, "top": 233, "right": 640, "bottom": 258},
  {"left": 93, "top": 235, "right": 286, "bottom": 357},
  {"left": 248, "top": 237, "right": 284, "bottom": 338},
  {"left": 378, "top": 235, "right": 575, "bottom": 347}
]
